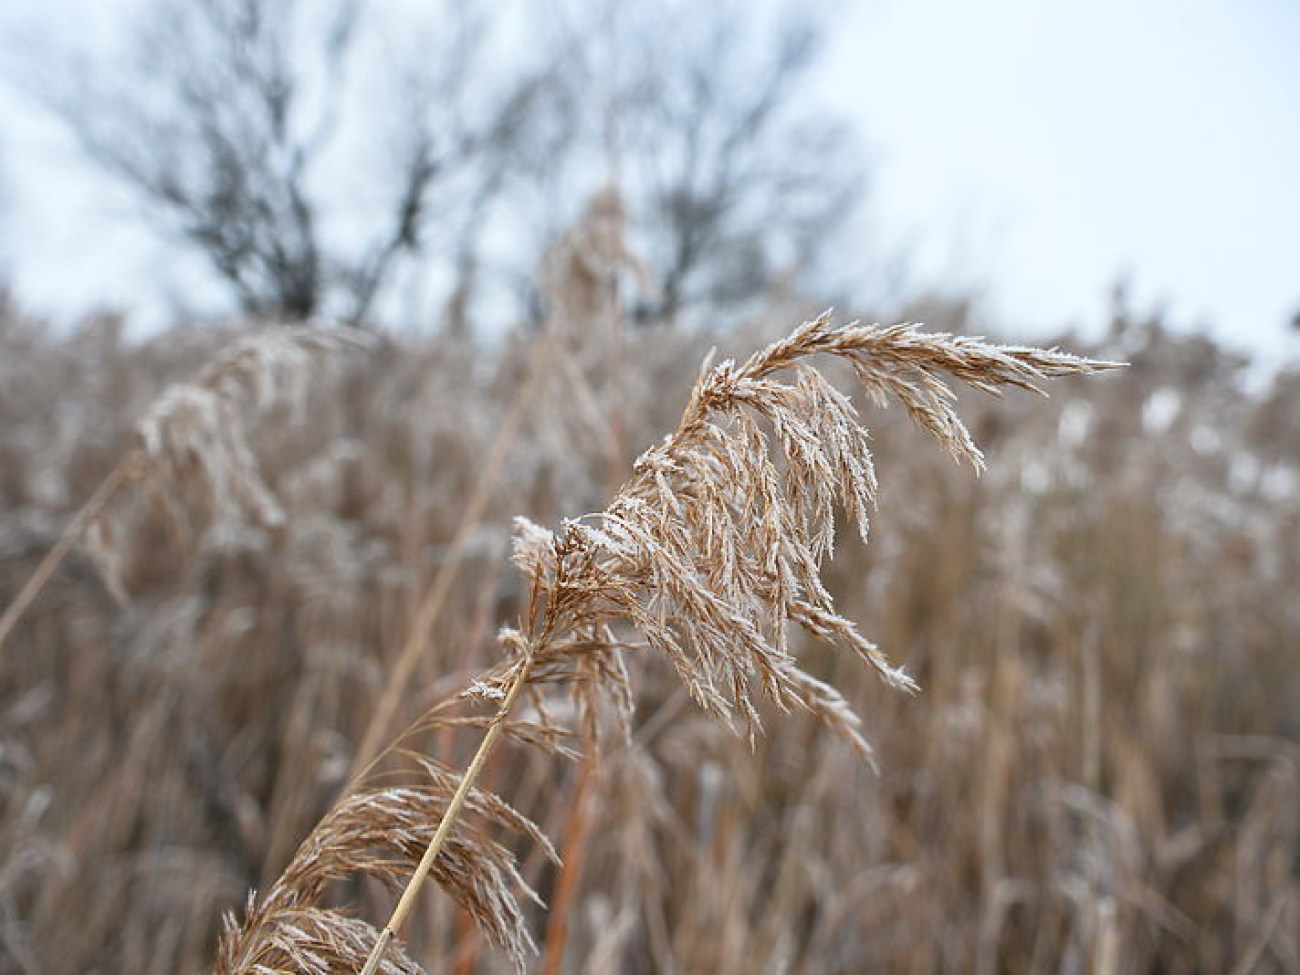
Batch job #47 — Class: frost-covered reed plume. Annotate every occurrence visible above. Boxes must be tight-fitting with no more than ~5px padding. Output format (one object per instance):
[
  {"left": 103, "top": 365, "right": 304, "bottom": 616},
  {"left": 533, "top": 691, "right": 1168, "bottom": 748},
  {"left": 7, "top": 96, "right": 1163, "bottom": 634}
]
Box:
[
  {"left": 212, "top": 313, "right": 1118, "bottom": 974},
  {"left": 134, "top": 326, "right": 373, "bottom": 537},
  {"left": 0, "top": 325, "right": 372, "bottom": 651}
]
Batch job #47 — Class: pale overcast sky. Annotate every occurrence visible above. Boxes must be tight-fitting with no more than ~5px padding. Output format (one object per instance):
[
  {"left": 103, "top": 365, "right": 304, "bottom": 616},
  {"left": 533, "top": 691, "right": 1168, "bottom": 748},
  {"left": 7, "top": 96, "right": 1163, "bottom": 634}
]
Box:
[
  {"left": 823, "top": 0, "right": 1300, "bottom": 356},
  {"left": 1, "top": 0, "right": 1297, "bottom": 357}
]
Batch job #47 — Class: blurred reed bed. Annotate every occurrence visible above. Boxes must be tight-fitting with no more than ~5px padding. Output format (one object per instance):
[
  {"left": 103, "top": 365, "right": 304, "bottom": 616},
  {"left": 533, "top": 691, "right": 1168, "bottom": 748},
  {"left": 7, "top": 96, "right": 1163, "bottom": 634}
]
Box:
[{"left": 0, "top": 264, "right": 1296, "bottom": 973}]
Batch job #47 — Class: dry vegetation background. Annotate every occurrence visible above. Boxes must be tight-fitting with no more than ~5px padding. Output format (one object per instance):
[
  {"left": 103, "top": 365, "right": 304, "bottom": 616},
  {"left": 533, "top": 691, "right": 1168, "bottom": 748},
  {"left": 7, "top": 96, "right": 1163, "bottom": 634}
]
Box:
[
  {"left": 1, "top": 2, "right": 1299, "bottom": 973},
  {"left": 0, "top": 273, "right": 1297, "bottom": 973}
]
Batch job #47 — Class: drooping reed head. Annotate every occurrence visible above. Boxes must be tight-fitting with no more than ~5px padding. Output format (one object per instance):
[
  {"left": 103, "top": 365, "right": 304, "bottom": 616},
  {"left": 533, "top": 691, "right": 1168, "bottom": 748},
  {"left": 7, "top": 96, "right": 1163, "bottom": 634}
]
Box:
[{"left": 214, "top": 314, "right": 1120, "bottom": 973}]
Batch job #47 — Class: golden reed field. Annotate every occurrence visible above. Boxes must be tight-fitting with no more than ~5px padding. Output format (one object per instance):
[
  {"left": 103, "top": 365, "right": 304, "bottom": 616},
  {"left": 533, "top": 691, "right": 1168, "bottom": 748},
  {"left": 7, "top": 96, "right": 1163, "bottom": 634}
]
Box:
[{"left": 1, "top": 264, "right": 1297, "bottom": 973}]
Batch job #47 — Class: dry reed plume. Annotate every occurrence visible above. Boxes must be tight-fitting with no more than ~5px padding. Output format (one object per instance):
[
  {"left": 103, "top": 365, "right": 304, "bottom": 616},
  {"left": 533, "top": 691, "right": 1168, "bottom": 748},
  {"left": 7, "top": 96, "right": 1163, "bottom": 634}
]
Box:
[
  {"left": 0, "top": 326, "right": 372, "bottom": 654},
  {"left": 2, "top": 298, "right": 1296, "bottom": 974},
  {"left": 206, "top": 313, "right": 1116, "bottom": 973}
]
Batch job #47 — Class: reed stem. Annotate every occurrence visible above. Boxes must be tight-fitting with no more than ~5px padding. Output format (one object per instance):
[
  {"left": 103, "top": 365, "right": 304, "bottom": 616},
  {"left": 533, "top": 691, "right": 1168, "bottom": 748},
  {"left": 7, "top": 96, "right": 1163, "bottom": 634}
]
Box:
[
  {"left": 359, "top": 651, "right": 537, "bottom": 975},
  {"left": 0, "top": 456, "right": 133, "bottom": 654}
]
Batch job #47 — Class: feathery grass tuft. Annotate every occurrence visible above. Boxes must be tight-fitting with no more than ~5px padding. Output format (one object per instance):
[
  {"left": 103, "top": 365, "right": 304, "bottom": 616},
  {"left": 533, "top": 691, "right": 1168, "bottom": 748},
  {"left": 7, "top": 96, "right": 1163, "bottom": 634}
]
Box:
[
  {"left": 135, "top": 327, "right": 374, "bottom": 537},
  {"left": 209, "top": 313, "right": 1118, "bottom": 974}
]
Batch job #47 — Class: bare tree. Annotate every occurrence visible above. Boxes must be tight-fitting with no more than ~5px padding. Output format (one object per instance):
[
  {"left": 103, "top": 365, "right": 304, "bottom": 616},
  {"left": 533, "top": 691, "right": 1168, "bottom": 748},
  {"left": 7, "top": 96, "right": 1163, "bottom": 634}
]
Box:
[
  {"left": 546, "top": 0, "right": 868, "bottom": 328},
  {"left": 21, "top": 0, "right": 866, "bottom": 333},
  {"left": 38, "top": 0, "right": 557, "bottom": 325}
]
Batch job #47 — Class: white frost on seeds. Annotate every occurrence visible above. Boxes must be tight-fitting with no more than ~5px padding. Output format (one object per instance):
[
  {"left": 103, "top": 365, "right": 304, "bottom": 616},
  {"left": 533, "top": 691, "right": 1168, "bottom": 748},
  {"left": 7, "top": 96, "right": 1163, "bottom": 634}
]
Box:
[{"left": 467, "top": 680, "right": 507, "bottom": 702}]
